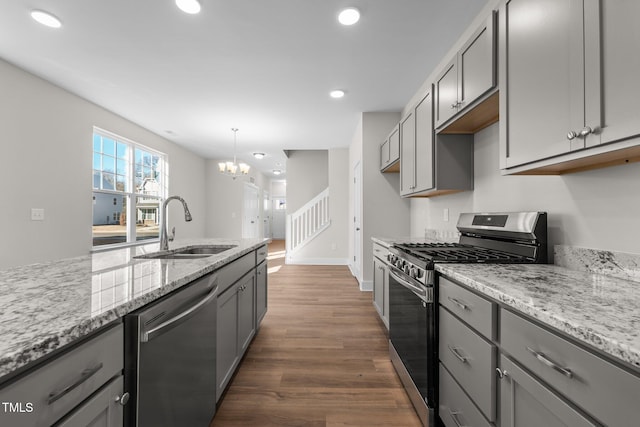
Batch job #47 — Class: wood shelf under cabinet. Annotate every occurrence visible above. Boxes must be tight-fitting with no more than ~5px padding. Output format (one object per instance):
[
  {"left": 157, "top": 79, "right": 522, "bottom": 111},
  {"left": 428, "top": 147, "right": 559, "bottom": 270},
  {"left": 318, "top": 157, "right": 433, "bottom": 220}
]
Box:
[{"left": 438, "top": 91, "right": 499, "bottom": 135}]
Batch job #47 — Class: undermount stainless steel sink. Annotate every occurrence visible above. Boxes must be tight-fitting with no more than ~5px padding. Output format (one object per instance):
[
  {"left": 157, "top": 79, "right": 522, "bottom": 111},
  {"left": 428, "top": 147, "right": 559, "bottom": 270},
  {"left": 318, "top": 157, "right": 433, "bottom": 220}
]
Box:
[{"left": 135, "top": 245, "right": 237, "bottom": 260}]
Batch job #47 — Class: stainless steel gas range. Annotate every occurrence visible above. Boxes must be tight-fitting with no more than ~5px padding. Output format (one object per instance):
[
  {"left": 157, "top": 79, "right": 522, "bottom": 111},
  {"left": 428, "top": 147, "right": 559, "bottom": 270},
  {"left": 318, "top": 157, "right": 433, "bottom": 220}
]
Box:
[{"left": 385, "top": 212, "right": 548, "bottom": 426}]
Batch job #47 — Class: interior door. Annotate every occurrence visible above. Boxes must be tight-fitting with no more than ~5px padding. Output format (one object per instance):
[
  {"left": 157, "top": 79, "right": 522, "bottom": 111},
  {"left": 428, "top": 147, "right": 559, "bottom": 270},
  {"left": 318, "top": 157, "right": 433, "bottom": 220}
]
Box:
[
  {"left": 262, "top": 191, "right": 271, "bottom": 238},
  {"left": 243, "top": 183, "right": 260, "bottom": 239},
  {"left": 352, "top": 161, "right": 362, "bottom": 280}
]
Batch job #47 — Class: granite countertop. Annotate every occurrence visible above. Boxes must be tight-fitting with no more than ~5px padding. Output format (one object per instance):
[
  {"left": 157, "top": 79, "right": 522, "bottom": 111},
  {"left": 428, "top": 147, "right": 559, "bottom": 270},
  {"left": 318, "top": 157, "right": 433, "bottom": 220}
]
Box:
[
  {"left": 436, "top": 263, "right": 640, "bottom": 370},
  {"left": 0, "top": 237, "right": 269, "bottom": 380}
]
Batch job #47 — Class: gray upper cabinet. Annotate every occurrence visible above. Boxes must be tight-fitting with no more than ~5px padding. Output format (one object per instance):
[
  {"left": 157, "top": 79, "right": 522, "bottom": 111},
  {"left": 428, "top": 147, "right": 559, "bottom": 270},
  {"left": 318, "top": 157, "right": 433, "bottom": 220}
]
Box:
[
  {"left": 401, "top": 91, "right": 473, "bottom": 198},
  {"left": 435, "top": 12, "right": 497, "bottom": 131},
  {"left": 401, "top": 93, "right": 434, "bottom": 197},
  {"left": 380, "top": 125, "right": 400, "bottom": 172},
  {"left": 400, "top": 111, "right": 416, "bottom": 195},
  {"left": 500, "top": 0, "right": 640, "bottom": 174}
]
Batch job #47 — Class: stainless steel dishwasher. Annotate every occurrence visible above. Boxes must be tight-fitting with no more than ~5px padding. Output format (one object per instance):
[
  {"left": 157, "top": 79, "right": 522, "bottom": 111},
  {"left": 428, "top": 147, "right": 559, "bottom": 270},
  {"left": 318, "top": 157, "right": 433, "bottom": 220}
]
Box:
[{"left": 125, "top": 273, "right": 217, "bottom": 427}]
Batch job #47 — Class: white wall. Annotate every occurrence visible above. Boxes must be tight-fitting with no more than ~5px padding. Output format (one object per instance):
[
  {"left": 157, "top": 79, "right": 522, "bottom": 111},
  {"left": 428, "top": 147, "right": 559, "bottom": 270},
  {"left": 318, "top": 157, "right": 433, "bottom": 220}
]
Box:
[
  {"left": 290, "top": 148, "right": 349, "bottom": 263},
  {"left": 0, "top": 59, "right": 207, "bottom": 269},
  {"left": 205, "top": 160, "right": 270, "bottom": 239},
  {"left": 411, "top": 123, "right": 640, "bottom": 255},
  {"left": 286, "top": 150, "right": 329, "bottom": 213},
  {"left": 348, "top": 112, "right": 411, "bottom": 287}
]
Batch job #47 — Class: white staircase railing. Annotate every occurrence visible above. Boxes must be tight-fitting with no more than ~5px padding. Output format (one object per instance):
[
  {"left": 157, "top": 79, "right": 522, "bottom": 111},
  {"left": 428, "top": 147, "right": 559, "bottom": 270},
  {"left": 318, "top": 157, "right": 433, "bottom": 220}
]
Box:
[{"left": 286, "top": 188, "right": 330, "bottom": 258}]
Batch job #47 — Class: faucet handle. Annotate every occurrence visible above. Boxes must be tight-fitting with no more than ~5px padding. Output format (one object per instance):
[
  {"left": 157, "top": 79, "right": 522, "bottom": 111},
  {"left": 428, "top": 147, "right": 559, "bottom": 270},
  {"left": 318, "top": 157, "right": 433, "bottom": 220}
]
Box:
[{"left": 169, "top": 227, "right": 176, "bottom": 242}]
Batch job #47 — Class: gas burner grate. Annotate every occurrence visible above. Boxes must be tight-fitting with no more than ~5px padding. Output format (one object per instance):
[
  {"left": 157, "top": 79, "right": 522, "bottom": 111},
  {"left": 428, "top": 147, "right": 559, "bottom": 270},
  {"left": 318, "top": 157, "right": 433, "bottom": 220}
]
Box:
[{"left": 393, "top": 243, "right": 531, "bottom": 263}]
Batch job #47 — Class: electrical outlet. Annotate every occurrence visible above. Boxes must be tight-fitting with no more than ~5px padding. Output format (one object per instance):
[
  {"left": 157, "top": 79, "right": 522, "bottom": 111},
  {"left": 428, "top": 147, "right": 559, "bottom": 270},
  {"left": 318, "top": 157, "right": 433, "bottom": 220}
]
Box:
[
  {"left": 31, "top": 208, "right": 45, "bottom": 221},
  {"left": 443, "top": 208, "right": 449, "bottom": 222}
]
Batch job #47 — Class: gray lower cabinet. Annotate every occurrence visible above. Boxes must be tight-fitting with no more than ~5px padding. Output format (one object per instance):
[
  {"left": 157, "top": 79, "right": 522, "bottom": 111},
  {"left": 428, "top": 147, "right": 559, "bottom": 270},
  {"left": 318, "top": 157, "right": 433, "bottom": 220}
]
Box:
[
  {"left": 216, "top": 270, "right": 256, "bottom": 401},
  {"left": 0, "top": 324, "right": 124, "bottom": 427},
  {"left": 372, "top": 243, "right": 389, "bottom": 329},
  {"left": 499, "top": 355, "right": 597, "bottom": 427},
  {"left": 372, "top": 257, "right": 388, "bottom": 329},
  {"left": 501, "top": 308, "right": 640, "bottom": 426},
  {"left": 439, "top": 364, "right": 492, "bottom": 427},
  {"left": 439, "top": 274, "right": 640, "bottom": 427},
  {"left": 256, "top": 261, "right": 267, "bottom": 326},
  {"left": 237, "top": 271, "right": 256, "bottom": 355},
  {"left": 56, "top": 375, "right": 125, "bottom": 427},
  {"left": 437, "top": 276, "right": 497, "bottom": 424}
]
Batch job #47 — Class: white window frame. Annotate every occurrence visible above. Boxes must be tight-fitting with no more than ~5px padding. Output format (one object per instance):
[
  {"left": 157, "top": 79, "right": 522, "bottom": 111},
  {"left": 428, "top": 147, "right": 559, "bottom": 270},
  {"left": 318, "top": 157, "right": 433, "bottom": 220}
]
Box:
[{"left": 92, "top": 127, "right": 168, "bottom": 249}]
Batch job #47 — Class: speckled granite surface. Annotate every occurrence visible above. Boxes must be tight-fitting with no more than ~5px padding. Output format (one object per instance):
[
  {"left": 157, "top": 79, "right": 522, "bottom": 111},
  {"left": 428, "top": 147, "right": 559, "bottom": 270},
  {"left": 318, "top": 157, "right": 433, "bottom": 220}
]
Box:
[
  {"left": 435, "top": 263, "right": 640, "bottom": 369},
  {"left": 554, "top": 245, "right": 640, "bottom": 283},
  {"left": 0, "top": 238, "right": 268, "bottom": 380}
]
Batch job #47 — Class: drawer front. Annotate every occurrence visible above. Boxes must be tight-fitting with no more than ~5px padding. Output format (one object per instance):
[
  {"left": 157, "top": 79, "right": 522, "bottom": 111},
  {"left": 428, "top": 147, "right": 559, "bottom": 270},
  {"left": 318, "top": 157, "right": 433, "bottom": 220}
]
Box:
[
  {"left": 0, "top": 324, "right": 123, "bottom": 427},
  {"left": 501, "top": 308, "right": 640, "bottom": 427},
  {"left": 217, "top": 252, "right": 254, "bottom": 294},
  {"left": 255, "top": 245, "right": 267, "bottom": 266},
  {"left": 373, "top": 242, "right": 387, "bottom": 261},
  {"left": 439, "top": 307, "right": 496, "bottom": 421},
  {"left": 499, "top": 355, "right": 598, "bottom": 427},
  {"left": 439, "top": 276, "right": 496, "bottom": 340},
  {"left": 439, "top": 363, "right": 492, "bottom": 427}
]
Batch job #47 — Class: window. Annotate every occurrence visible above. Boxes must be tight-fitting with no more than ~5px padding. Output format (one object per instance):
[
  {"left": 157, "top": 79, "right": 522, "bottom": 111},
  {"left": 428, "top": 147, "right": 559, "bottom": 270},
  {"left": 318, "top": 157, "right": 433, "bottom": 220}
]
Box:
[{"left": 92, "top": 128, "right": 167, "bottom": 247}]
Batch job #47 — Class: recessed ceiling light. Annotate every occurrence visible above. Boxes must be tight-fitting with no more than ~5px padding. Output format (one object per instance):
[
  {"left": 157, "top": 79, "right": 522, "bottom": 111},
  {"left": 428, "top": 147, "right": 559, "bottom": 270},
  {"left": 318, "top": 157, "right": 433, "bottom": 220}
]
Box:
[
  {"left": 338, "top": 7, "right": 360, "bottom": 26},
  {"left": 330, "top": 90, "right": 345, "bottom": 99},
  {"left": 273, "top": 170, "right": 282, "bottom": 175},
  {"left": 253, "top": 152, "right": 265, "bottom": 160},
  {"left": 30, "top": 10, "right": 62, "bottom": 28},
  {"left": 175, "top": 0, "right": 201, "bottom": 14}
]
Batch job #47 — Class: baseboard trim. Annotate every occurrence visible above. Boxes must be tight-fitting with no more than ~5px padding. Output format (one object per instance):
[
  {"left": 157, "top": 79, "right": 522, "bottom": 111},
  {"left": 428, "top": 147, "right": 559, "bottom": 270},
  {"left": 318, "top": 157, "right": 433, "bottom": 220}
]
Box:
[{"left": 360, "top": 279, "right": 373, "bottom": 292}]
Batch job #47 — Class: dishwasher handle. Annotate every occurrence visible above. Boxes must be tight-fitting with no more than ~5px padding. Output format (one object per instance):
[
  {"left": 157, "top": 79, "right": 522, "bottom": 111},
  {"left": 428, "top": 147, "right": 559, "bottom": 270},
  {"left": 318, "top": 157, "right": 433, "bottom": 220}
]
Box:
[{"left": 141, "top": 285, "right": 218, "bottom": 342}]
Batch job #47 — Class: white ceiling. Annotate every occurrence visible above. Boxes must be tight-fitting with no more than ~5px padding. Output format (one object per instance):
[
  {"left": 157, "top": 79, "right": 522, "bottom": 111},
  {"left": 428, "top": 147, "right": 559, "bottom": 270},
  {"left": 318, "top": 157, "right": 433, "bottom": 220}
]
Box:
[{"left": 0, "top": 0, "right": 489, "bottom": 178}]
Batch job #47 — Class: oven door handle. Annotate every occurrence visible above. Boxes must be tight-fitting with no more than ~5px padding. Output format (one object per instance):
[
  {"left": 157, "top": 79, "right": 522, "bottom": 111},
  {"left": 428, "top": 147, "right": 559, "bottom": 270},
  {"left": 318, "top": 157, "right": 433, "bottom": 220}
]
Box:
[{"left": 389, "top": 268, "right": 426, "bottom": 297}]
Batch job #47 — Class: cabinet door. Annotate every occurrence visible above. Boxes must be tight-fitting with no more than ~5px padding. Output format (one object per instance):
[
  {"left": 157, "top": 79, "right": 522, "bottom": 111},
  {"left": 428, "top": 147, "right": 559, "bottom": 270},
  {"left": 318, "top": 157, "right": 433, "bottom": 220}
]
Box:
[
  {"left": 500, "top": 0, "right": 592, "bottom": 168},
  {"left": 435, "top": 58, "right": 458, "bottom": 128},
  {"left": 458, "top": 12, "right": 496, "bottom": 110},
  {"left": 256, "top": 262, "right": 267, "bottom": 325},
  {"left": 388, "top": 126, "right": 400, "bottom": 164},
  {"left": 373, "top": 258, "right": 385, "bottom": 318},
  {"left": 237, "top": 272, "right": 256, "bottom": 355},
  {"left": 499, "top": 355, "right": 597, "bottom": 427},
  {"left": 414, "top": 92, "right": 434, "bottom": 193},
  {"left": 216, "top": 285, "right": 239, "bottom": 401},
  {"left": 56, "top": 376, "right": 125, "bottom": 427},
  {"left": 400, "top": 111, "right": 416, "bottom": 196},
  {"left": 379, "top": 139, "right": 390, "bottom": 170},
  {"left": 598, "top": 0, "right": 640, "bottom": 147}
]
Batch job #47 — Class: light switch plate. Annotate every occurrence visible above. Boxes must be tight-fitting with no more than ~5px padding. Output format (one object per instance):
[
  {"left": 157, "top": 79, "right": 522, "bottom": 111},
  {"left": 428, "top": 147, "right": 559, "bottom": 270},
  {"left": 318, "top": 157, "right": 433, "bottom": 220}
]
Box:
[{"left": 31, "top": 208, "right": 45, "bottom": 221}]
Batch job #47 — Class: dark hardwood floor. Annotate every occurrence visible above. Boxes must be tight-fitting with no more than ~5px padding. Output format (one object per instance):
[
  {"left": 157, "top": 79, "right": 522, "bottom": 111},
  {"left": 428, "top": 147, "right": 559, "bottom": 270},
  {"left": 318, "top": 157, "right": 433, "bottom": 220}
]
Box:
[{"left": 210, "top": 240, "right": 421, "bottom": 426}]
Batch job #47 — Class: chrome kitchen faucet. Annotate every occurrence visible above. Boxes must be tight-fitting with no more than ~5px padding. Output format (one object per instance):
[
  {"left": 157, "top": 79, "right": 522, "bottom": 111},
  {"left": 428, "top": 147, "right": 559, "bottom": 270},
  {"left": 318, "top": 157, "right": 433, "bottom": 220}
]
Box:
[{"left": 159, "top": 196, "right": 192, "bottom": 251}]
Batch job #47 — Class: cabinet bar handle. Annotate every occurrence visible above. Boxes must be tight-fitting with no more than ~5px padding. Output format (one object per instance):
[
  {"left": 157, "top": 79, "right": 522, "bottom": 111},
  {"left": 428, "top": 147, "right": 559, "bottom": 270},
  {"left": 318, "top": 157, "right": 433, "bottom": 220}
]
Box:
[
  {"left": 48, "top": 363, "right": 103, "bottom": 404},
  {"left": 579, "top": 126, "right": 593, "bottom": 138},
  {"left": 447, "top": 296, "right": 468, "bottom": 311},
  {"left": 448, "top": 410, "right": 468, "bottom": 427},
  {"left": 526, "top": 346, "right": 573, "bottom": 378},
  {"left": 448, "top": 345, "right": 468, "bottom": 364}
]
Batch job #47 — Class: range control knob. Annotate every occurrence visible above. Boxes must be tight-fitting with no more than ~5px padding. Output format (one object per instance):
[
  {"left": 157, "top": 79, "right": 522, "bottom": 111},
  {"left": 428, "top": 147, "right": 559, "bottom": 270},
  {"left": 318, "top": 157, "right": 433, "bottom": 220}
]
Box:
[
  {"left": 403, "top": 264, "right": 411, "bottom": 274},
  {"left": 395, "top": 260, "right": 403, "bottom": 269},
  {"left": 409, "top": 267, "right": 418, "bottom": 279}
]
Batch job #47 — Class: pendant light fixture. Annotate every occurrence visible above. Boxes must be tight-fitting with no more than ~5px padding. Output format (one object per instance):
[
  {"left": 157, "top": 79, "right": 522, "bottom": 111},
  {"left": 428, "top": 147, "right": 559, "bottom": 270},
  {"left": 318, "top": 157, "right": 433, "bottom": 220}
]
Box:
[{"left": 218, "top": 128, "right": 250, "bottom": 179}]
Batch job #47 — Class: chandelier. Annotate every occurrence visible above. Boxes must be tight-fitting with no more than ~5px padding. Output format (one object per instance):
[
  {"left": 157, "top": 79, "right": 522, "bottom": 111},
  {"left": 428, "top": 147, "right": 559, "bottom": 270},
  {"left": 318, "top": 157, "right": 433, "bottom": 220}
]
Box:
[{"left": 218, "top": 128, "right": 250, "bottom": 179}]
